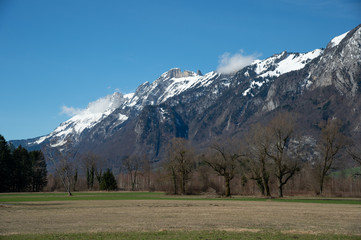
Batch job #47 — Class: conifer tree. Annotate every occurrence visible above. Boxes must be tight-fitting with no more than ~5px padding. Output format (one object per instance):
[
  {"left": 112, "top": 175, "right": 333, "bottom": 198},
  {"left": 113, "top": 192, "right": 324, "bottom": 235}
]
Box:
[
  {"left": 99, "top": 169, "right": 117, "bottom": 191},
  {"left": 29, "top": 150, "right": 48, "bottom": 192},
  {"left": 0, "top": 135, "right": 12, "bottom": 192},
  {"left": 12, "top": 145, "right": 32, "bottom": 191}
]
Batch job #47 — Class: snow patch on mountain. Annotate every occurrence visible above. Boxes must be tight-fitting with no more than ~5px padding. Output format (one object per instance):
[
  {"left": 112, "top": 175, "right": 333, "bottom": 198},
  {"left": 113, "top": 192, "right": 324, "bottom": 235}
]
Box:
[
  {"left": 254, "top": 49, "right": 323, "bottom": 78},
  {"left": 243, "top": 79, "right": 269, "bottom": 96},
  {"left": 158, "top": 71, "right": 219, "bottom": 102},
  {"left": 120, "top": 69, "right": 220, "bottom": 112},
  {"left": 242, "top": 49, "right": 323, "bottom": 96},
  {"left": 329, "top": 31, "right": 349, "bottom": 48},
  {"left": 118, "top": 113, "right": 128, "bottom": 121}
]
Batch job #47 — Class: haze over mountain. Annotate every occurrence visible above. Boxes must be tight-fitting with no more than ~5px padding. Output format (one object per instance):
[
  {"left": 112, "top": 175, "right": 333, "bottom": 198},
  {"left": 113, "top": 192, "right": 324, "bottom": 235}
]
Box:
[{"left": 11, "top": 24, "right": 361, "bottom": 170}]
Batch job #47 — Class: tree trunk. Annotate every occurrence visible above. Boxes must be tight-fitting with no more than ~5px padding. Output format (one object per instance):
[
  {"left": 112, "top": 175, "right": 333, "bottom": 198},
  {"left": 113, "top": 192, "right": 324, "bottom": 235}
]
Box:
[
  {"left": 172, "top": 172, "right": 177, "bottom": 195},
  {"left": 318, "top": 174, "right": 325, "bottom": 195},
  {"left": 225, "top": 177, "right": 231, "bottom": 197},
  {"left": 278, "top": 179, "right": 283, "bottom": 198},
  {"left": 261, "top": 160, "right": 271, "bottom": 197},
  {"left": 131, "top": 171, "right": 137, "bottom": 191},
  {"left": 255, "top": 177, "right": 265, "bottom": 195},
  {"left": 181, "top": 175, "right": 186, "bottom": 195},
  {"left": 66, "top": 175, "right": 72, "bottom": 196},
  {"left": 263, "top": 176, "right": 271, "bottom": 197}
]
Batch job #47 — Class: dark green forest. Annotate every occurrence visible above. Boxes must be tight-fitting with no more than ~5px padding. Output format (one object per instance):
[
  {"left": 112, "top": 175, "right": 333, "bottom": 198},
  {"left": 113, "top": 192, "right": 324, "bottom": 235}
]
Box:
[{"left": 0, "top": 135, "right": 47, "bottom": 192}]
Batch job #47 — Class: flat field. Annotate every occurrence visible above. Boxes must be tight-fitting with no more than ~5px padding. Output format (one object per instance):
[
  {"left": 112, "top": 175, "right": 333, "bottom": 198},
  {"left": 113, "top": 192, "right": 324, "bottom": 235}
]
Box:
[{"left": 1, "top": 192, "right": 361, "bottom": 239}]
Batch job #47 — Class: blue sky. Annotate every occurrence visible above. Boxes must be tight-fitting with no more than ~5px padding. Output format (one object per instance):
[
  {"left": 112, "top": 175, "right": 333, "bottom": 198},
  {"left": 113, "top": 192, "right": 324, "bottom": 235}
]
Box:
[{"left": 0, "top": 0, "right": 360, "bottom": 140}]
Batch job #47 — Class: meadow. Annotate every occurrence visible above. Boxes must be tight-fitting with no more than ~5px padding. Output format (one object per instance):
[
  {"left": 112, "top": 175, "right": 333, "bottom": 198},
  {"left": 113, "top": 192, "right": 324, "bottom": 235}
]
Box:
[{"left": 1, "top": 192, "right": 361, "bottom": 239}]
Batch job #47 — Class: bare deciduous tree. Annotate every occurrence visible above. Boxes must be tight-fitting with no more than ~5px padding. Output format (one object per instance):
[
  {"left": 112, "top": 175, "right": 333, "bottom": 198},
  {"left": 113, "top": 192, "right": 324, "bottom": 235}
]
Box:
[
  {"left": 139, "top": 154, "right": 153, "bottom": 191},
  {"left": 81, "top": 152, "right": 101, "bottom": 190},
  {"left": 348, "top": 149, "right": 361, "bottom": 166},
  {"left": 203, "top": 140, "right": 242, "bottom": 197},
  {"left": 164, "top": 138, "right": 194, "bottom": 195},
  {"left": 347, "top": 135, "right": 361, "bottom": 169},
  {"left": 265, "top": 112, "right": 300, "bottom": 198},
  {"left": 48, "top": 149, "right": 75, "bottom": 196},
  {"left": 245, "top": 123, "right": 272, "bottom": 197},
  {"left": 123, "top": 155, "right": 141, "bottom": 191},
  {"left": 314, "top": 119, "right": 347, "bottom": 195}
]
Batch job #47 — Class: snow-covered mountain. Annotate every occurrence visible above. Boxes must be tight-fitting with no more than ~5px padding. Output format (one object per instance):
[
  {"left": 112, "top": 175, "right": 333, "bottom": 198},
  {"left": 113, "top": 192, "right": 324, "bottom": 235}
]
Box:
[
  {"left": 30, "top": 49, "right": 322, "bottom": 150},
  {"left": 12, "top": 24, "right": 361, "bottom": 169},
  {"left": 23, "top": 68, "right": 222, "bottom": 150}
]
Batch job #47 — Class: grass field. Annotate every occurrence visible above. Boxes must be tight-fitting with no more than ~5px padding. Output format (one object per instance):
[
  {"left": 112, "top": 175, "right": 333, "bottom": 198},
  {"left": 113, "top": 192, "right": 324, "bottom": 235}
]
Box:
[
  {"left": 1, "top": 192, "right": 361, "bottom": 239},
  {"left": 1, "top": 191, "right": 361, "bottom": 204}
]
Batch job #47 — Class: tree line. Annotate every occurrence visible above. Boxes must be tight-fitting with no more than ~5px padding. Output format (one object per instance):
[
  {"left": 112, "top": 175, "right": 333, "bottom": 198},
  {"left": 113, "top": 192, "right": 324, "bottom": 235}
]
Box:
[
  {"left": 0, "top": 135, "right": 47, "bottom": 192},
  {"left": 110, "top": 112, "right": 359, "bottom": 197},
  {"left": 162, "top": 112, "right": 357, "bottom": 197},
  {"left": 2, "top": 112, "right": 361, "bottom": 197},
  {"left": 45, "top": 112, "right": 361, "bottom": 198},
  {"left": 46, "top": 149, "right": 118, "bottom": 196}
]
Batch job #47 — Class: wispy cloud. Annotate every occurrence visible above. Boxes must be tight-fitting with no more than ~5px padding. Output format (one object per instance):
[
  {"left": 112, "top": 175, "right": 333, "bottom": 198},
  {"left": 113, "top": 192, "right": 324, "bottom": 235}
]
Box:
[
  {"left": 61, "top": 105, "right": 83, "bottom": 117},
  {"left": 217, "top": 50, "right": 259, "bottom": 74},
  {"left": 60, "top": 92, "right": 123, "bottom": 117}
]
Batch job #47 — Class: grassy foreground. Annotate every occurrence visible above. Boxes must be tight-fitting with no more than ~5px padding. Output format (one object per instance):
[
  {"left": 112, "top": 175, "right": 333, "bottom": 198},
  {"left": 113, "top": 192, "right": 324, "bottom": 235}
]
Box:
[
  {"left": 1, "top": 192, "right": 360, "bottom": 239},
  {"left": 1, "top": 191, "right": 361, "bottom": 204},
  {"left": 2, "top": 231, "right": 361, "bottom": 240}
]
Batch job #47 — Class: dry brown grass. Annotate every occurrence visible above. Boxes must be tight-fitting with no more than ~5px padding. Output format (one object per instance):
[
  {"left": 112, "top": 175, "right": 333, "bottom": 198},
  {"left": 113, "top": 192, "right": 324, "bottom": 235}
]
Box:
[{"left": 1, "top": 199, "right": 360, "bottom": 235}]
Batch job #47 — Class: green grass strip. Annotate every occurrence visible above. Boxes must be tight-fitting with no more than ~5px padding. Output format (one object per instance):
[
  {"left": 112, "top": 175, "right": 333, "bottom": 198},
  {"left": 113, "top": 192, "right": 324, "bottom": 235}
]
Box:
[{"left": 0, "top": 191, "right": 360, "bottom": 204}]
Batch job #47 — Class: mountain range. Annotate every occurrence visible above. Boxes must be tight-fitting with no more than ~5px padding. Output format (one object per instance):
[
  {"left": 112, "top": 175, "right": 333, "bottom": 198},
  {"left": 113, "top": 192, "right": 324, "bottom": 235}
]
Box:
[{"left": 12, "top": 24, "right": 361, "bottom": 170}]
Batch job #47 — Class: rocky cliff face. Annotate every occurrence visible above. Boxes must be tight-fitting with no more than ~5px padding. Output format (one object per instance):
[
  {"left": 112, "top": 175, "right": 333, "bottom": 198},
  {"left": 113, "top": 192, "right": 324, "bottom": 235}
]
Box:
[
  {"left": 12, "top": 24, "right": 361, "bottom": 169},
  {"left": 308, "top": 25, "right": 361, "bottom": 96}
]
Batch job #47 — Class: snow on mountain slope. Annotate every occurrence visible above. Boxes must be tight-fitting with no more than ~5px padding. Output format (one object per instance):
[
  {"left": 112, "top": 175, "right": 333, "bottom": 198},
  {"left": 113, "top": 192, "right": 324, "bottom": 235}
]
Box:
[
  {"left": 254, "top": 49, "right": 323, "bottom": 78},
  {"left": 121, "top": 68, "right": 220, "bottom": 111},
  {"left": 33, "top": 92, "right": 128, "bottom": 147},
  {"left": 158, "top": 71, "right": 219, "bottom": 102},
  {"left": 242, "top": 49, "right": 323, "bottom": 96},
  {"left": 329, "top": 31, "right": 349, "bottom": 48}
]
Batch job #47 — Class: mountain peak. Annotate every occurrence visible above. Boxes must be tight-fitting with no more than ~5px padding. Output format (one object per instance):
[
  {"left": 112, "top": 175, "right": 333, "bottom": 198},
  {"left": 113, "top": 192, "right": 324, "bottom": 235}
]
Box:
[
  {"left": 328, "top": 31, "right": 350, "bottom": 48},
  {"left": 161, "top": 68, "right": 198, "bottom": 79},
  {"left": 306, "top": 24, "right": 361, "bottom": 95}
]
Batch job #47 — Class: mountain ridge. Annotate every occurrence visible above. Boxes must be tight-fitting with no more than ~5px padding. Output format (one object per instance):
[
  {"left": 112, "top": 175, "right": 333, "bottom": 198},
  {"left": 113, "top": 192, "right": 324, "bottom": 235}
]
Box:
[{"left": 11, "top": 24, "right": 361, "bottom": 170}]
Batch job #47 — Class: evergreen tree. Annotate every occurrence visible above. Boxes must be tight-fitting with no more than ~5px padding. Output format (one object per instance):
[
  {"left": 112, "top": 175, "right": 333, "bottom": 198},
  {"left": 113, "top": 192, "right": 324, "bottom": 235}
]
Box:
[
  {"left": 0, "top": 135, "right": 12, "bottom": 192},
  {"left": 0, "top": 135, "right": 48, "bottom": 192},
  {"left": 99, "top": 169, "right": 117, "bottom": 191},
  {"left": 12, "top": 145, "right": 32, "bottom": 191},
  {"left": 29, "top": 150, "right": 48, "bottom": 192}
]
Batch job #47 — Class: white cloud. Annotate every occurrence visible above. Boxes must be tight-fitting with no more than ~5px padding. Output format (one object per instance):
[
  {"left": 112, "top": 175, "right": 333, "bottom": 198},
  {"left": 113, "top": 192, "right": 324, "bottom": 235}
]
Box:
[
  {"left": 60, "top": 92, "right": 123, "bottom": 117},
  {"left": 61, "top": 106, "right": 83, "bottom": 117},
  {"left": 217, "top": 50, "right": 259, "bottom": 74},
  {"left": 86, "top": 93, "right": 122, "bottom": 114}
]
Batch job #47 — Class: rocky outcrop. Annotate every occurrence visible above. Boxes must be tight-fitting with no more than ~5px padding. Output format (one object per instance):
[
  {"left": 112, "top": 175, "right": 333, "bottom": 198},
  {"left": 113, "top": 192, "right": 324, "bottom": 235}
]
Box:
[{"left": 308, "top": 24, "right": 361, "bottom": 96}]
